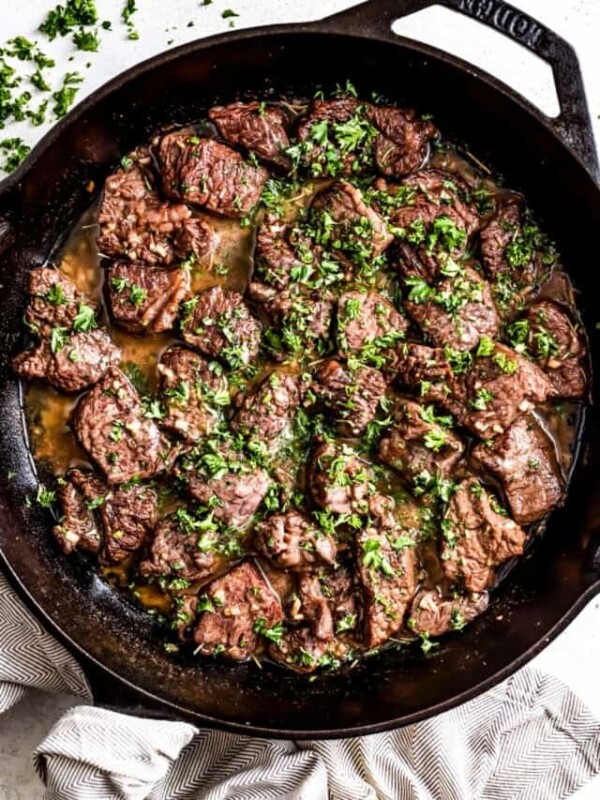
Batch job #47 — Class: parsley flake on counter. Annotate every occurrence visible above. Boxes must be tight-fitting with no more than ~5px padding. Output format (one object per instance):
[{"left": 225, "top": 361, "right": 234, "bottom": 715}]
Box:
[
  {"left": 52, "top": 71, "right": 83, "bottom": 118},
  {"left": 0, "top": 137, "right": 30, "bottom": 172}
]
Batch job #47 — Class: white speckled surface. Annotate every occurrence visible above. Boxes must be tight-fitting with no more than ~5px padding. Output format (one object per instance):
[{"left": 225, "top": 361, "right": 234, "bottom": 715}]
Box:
[{"left": 1, "top": 1, "right": 599, "bottom": 797}]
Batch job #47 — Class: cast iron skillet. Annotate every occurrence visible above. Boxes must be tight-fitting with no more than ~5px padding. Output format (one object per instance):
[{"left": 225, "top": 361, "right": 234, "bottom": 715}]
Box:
[{"left": 1, "top": 0, "right": 600, "bottom": 739}]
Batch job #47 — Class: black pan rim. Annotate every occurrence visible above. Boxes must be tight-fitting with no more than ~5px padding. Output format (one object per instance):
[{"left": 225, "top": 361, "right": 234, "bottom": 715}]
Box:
[{"left": 1, "top": 21, "right": 599, "bottom": 739}]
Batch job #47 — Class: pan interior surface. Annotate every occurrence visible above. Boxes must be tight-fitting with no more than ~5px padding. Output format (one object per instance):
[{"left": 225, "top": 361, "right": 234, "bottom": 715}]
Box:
[{"left": 1, "top": 31, "right": 599, "bottom": 737}]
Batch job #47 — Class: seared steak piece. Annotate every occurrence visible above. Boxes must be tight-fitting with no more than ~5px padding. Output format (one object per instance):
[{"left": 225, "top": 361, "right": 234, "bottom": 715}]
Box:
[
  {"left": 13, "top": 267, "right": 121, "bottom": 393},
  {"left": 336, "top": 290, "right": 407, "bottom": 356},
  {"left": 454, "top": 342, "right": 553, "bottom": 438},
  {"left": 379, "top": 398, "right": 464, "bottom": 486},
  {"left": 407, "top": 589, "right": 488, "bottom": 637},
  {"left": 382, "top": 170, "right": 479, "bottom": 278},
  {"left": 139, "top": 511, "right": 223, "bottom": 583},
  {"left": 310, "top": 441, "right": 375, "bottom": 516},
  {"left": 441, "top": 478, "right": 527, "bottom": 592},
  {"left": 508, "top": 300, "right": 587, "bottom": 398},
  {"left": 208, "top": 101, "right": 290, "bottom": 167},
  {"left": 393, "top": 342, "right": 458, "bottom": 404},
  {"left": 156, "top": 133, "right": 268, "bottom": 218},
  {"left": 311, "top": 180, "right": 393, "bottom": 256},
  {"left": 180, "top": 285, "right": 261, "bottom": 369},
  {"left": 367, "top": 105, "right": 436, "bottom": 177},
  {"left": 480, "top": 199, "right": 553, "bottom": 314},
  {"left": 312, "top": 358, "right": 387, "bottom": 436},
  {"left": 253, "top": 215, "right": 307, "bottom": 288},
  {"left": 107, "top": 261, "right": 191, "bottom": 334},
  {"left": 255, "top": 510, "right": 337, "bottom": 571},
  {"left": 54, "top": 468, "right": 157, "bottom": 563},
  {"left": 296, "top": 99, "right": 436, "bottom": 178},
  {"left": 403, "top": 265, "right": 499, "bottom": 351},
  {"left": 71, "top": 367, "right": 175, "bottom": 485},
  {"left": 471, "top": 415, "right": 565, "bottom": 524},
  {"left": 98, "top": 158, "right": 214, "bottom": 266},
  {"left": 53, "top": 473, "right": 102, "bottom": 556},
  {"left": 13, "top": 329, "right": 121, "bottom": 393},
  {"left": 357, "top": 494, "right": 420, "bottom": 648},
  {"left": 193, "top": 561, "right": 283, "bottom": 660},
  {"left": 231, "top": 372, "right": 301, "bottom": 451},
  {"left": 23, "top": 267, "right": 84, "bottom": 336},
  {"left": 157, "top": 346, "right": 229, "bottom": 442}
]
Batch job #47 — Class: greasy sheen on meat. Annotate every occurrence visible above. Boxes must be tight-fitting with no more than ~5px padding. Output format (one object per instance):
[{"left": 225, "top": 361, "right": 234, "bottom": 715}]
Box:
[
  {"left": 407, "top": 589, "right": 489, "bottom": 637},
  {"left": 231, "top": 371, "right": 301, "bottom": 451},
  {"left": 336, "top": 289, "right": 407, "bottom": 356},
  {"left": 255, "top": 510, "right": 337, "bottom": 571},
  {"left": 310, "top": 441, "right": 375, "bottom": 516},
  {"left": 208, "top": 101, "right": 291, "bottom": 167},
  {"left": 156, "top": 132, "right": 268, "bottom": 217},
  {"left": 106, "top": 261, "right": 191, "bottom": 334}
]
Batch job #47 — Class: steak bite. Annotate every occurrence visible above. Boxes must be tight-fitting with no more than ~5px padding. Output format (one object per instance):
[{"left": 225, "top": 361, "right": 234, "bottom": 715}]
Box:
[
  {"left": 13, "top": 268, "right": 121, "bottom": 393},
  {"left": 336, "top": 290, "right": 407, "bottom": 356},
  {"left": 312, "top": 358, "right": 387, "bottom": 437},
  {"left": 139, "top": 510, "right": 225, "bottom": 583},
  {"left": 156, "top": 133, "right": 268, "bottom": 218},
  {"left": 441, "top": 478, "right": 527, "bottom": 592},
  {"left": 379, "top": 398, "right": 464, "bottom": 486},
  {"left": 382, "top": 170, "right": 479, "bottom": 278},
  {"left": 180, "top": 285, "right": 261, "bottom": 369},
  {"left": 255, "top": 509, "right": 337, "bottom": 571},
  {"left": 97, "top": 157, "right": 214, "bottom": 266},
  {"left": 407, "top": 588, "right": 489, "bottom": 637},
  {"left": 507, "top": 300, "right": 587, "bottom": 399},
  {"left": 357, "top": 494, "right": 420, "bottom": 648},
  {"left": 106, "top": 261, "right": 191, "bottom": 335},
  {"left": 367, "top": 105, "right": 437, "bottom": 177},
  {"left": 231, "top": 371, "right": 301, "bottom": 452},
  {"left": 311, "top": 180, "right": 394, "bottom": 256},
  {"left": 310, "top": 441, "right": 375, "bottom": 516},
  {"left": 53, "top": 468, "right": 157, "bottom": 563},
  {"left": 192, "top": 561, "right": 283, "bottom": 660},
  {"left": 403, "top": 265, "right": 499, "bottom": 351},
  {"left": 393, "top": 342, "right": 457, "bottom": 403},
  {"left": 208, "top": 101, "right": 290, "bottom": 167},
  {"left": 471, "top": 415, "right": 565, "bottom": 524},
  {"left": 71, "top": 367, "right": 175, "bottom": 485},
  {"left": 157, "top": 346, "right": 229, "bottom": 442},
  {"left": 480, "top": 199, "right": 553, "bottom": 314},
  {"left": 253, "top": 215, "right": 307, "bottom": 289}
]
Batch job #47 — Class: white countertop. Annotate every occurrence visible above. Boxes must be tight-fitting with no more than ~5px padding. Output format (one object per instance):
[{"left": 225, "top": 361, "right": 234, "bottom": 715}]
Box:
[{"left": 1, "top": 0, "right": 599, "bottom": 797}]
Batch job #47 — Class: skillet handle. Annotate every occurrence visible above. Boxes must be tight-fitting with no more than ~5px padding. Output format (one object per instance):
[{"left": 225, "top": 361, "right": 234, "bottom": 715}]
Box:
[{"left": 319, "top": 0, "right": 599, "bottom": 181}]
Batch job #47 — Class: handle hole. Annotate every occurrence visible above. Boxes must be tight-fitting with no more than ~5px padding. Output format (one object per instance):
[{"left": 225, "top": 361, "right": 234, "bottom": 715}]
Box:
[{"left": 391, "top": 5, "right": 560, "bottom": 118}]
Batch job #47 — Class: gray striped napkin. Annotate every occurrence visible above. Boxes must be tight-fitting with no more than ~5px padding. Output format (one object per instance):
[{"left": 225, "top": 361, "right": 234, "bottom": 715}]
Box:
[{"left": 1, "top": 572, "right": 600, "bottom": 800}]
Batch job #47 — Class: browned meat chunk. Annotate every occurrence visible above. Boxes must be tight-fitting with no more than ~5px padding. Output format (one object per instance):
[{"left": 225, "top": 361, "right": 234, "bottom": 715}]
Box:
[
  {"left": 295, "top": 99, "right": 436, "bottom": 178},
  {"left": 454, "top": 342, "right": 553, "bottom": 438},
  {"left": 441, "top": 478, "right": 527, "bottom": 592},
  {"left": 407, "top": 589, "right": 489, "bottom": 637},
  {"left": 312, "top": 358, "right": 387, "bottom": 436},
  {"left": 231, "top": 372, "right": 301, "bottom": 451},
  {"left": 54, "top": 468, "right": 157, "bottom": 564},
  {"left": 393, "top": 342, "right": 457, "bottom": 404},
  {"left": 357, "top": 494, "right": 420, "bottom": 647},
  {"left": 139, "top": 510, "right": 225, "bottom": 583},
  {"left": 336, "top": 290, "right": 407, "bottom": 356},
  {"left": 106, "top": 262, "right": 191, "bottom": 334},
  {"left": 156, "top": 133, "right": 268, "bottom": 218},
  {"left": 253, "top": 215, "right": 304, "bottom": 288},
  {"left": 383, "top": 170, "right": 479, "bottom": 278},
  {"left": 507, "top": 300, "right": 587, "bottom": 398},
  {"left": 208, "top": 101, "right": 290, "bottom": 167},
  {"left": 471, "top": 415, "right": 565, "bottom": 524},
  {"left": 180, "top": 285, "right": 261, "bottom": 369},
  {"left": 480, "top": 199, "right": 553, "bottom": 315},
  {"left": 13, "top": 267, "right": 121, "bottom": 393},
  {"left": 192, "top": 561, "right": 283, "bottom": 660},
  {"left": 71, "top": 367, "right": 175, "bottom": 485},
  {"left": 367, "top": 105, "right": 436, "bottom": 177},
  {"left": 312, "top": 180, "right": 393, "bottom": 256},
  {"left": 255, "top": 510, "right": 337, "bottom": 570},
  {"left": 157, "top": 346, "right": 229, "bottom": 442},
  {"left": 310, "top": 441, "right": 375, "bottom": 516},
  {"left": 403, "top": 265, "right": 499, "bottom": 351},
  {"left": 379, "top": 398, "right": 464, "bottom": 485},
  {"left": 13, "top": 329, "right": 121, "bottom": 394},
  {"left": 97, "top": 157, "right": 214, "bottom": 266},
  {"left": 53, "top": 473, "right": 101, "bottom": 556}
]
